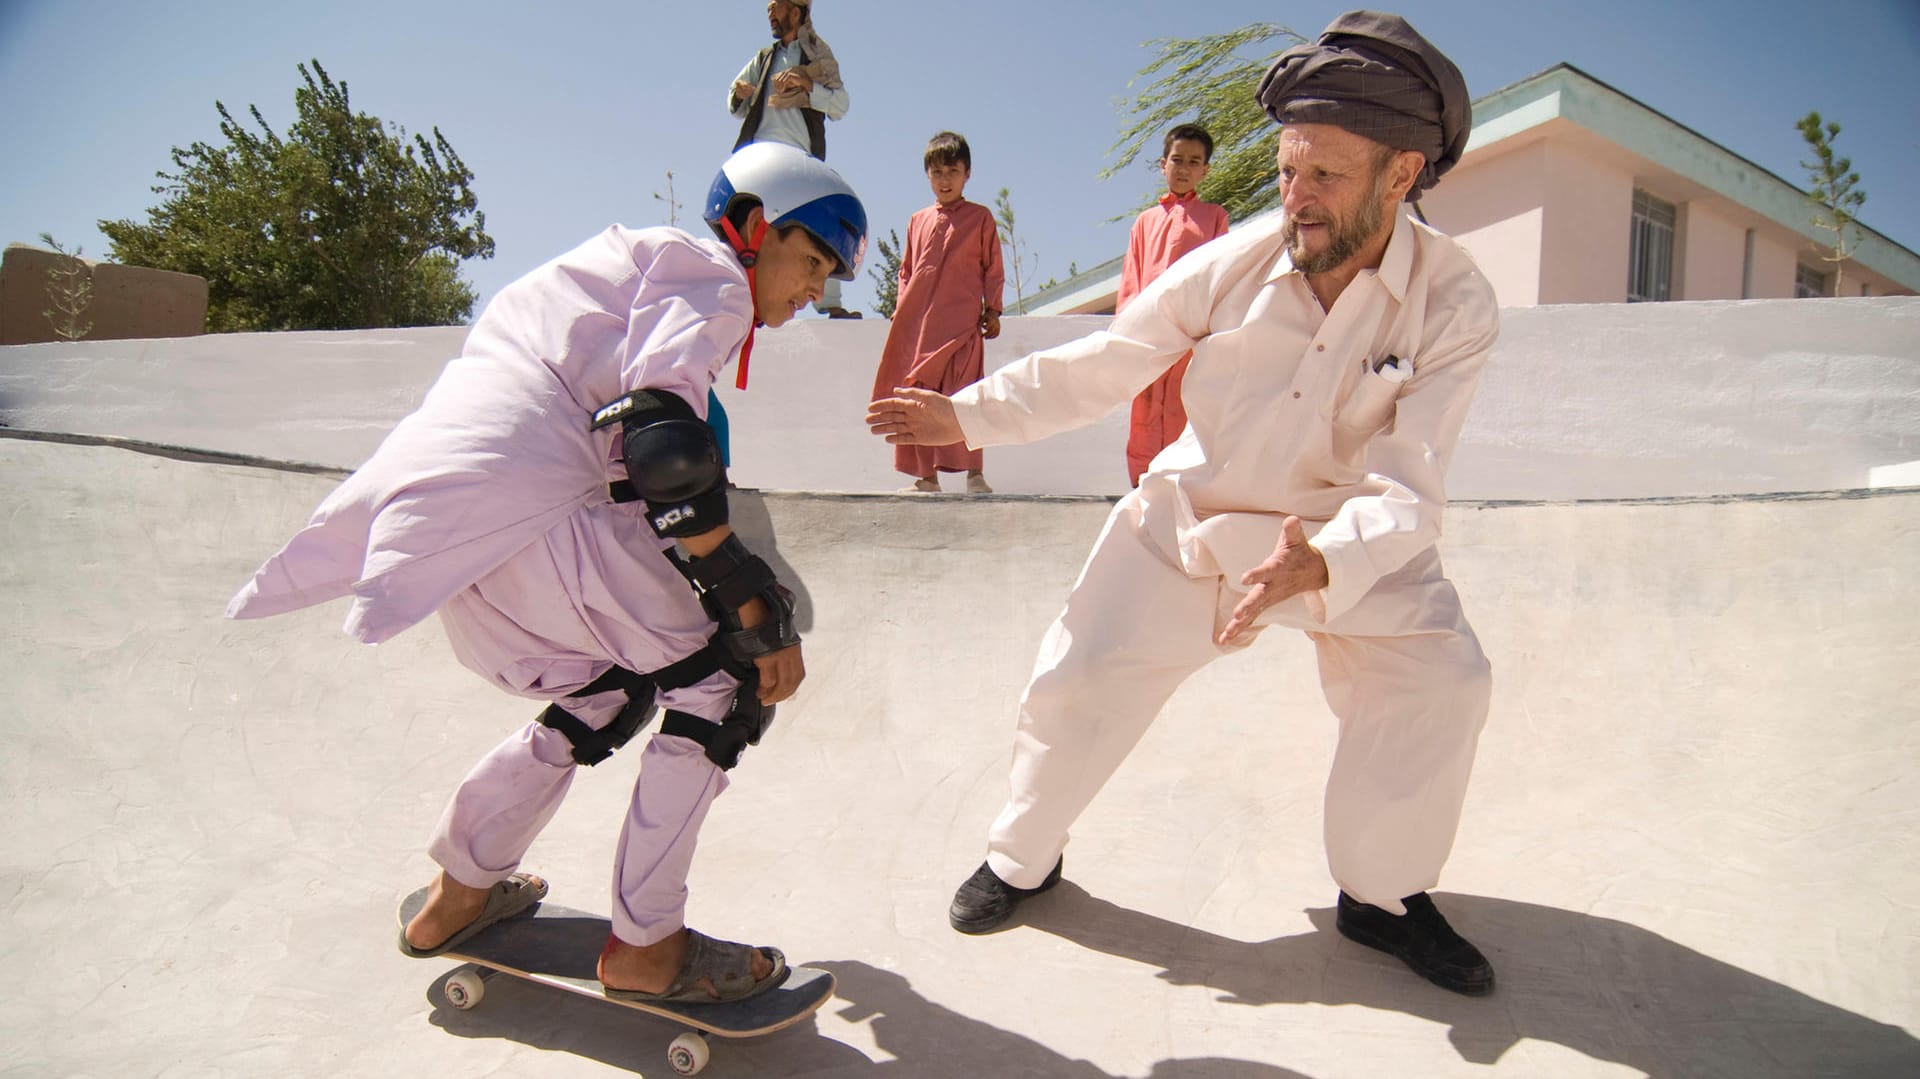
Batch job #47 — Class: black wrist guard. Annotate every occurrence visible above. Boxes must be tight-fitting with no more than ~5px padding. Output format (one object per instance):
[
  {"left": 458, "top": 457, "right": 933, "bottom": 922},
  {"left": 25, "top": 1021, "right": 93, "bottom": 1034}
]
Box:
[{"left": 678, "top": 535, "right": 801, "bottom": 663}]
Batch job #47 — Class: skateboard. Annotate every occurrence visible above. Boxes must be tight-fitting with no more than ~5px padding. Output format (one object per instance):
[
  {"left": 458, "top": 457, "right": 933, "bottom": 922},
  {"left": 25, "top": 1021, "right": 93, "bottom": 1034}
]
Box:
[{"left": 398, "top": 886, "right": 835, "bottom": 1075}]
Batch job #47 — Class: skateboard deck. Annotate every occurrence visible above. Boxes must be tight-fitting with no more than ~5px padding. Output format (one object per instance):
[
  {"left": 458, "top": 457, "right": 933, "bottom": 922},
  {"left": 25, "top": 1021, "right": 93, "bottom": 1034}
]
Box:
[{"left": 398, "top": 886, "right": 833, "bottom": 1069}]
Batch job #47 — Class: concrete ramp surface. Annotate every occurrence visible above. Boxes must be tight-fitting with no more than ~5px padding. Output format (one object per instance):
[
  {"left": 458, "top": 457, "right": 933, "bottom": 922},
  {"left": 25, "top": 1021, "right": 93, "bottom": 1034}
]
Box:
[{"left": 2, "top": 433, "right": 1917, "bottom": 1077}]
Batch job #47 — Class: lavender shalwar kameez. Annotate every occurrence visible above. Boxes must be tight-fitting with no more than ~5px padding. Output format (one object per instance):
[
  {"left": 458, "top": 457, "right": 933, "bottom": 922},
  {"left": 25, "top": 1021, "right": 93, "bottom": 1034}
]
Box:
[{"left": 228, "top": 225, "right": 757, "bottom": 945}]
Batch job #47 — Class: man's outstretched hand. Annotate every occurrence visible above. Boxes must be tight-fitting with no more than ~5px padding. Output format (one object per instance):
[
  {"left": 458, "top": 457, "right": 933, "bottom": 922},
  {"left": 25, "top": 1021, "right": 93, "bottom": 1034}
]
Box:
[{"left": 866, "top": 387, "right": 964, "bottom": 446}]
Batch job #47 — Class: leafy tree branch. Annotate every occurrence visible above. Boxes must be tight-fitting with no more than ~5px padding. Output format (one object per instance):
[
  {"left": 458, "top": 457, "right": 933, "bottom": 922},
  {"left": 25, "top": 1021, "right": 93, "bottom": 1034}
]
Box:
[
  {"left": 1795, "top": 110, "right": 1867, "bottom": 297},
  {"left": 100, "top": 60, "right": 493, "bottom": 332},
  {"left": 1104, "top": 22, "right": 1305, "bottom": 223}
]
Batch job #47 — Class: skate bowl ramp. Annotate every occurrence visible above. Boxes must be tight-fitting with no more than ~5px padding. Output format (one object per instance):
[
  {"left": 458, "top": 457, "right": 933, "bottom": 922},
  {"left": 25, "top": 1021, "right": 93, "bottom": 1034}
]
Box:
[{"left": 2, "top": 429, "right": 1916, "bottom": 1078}]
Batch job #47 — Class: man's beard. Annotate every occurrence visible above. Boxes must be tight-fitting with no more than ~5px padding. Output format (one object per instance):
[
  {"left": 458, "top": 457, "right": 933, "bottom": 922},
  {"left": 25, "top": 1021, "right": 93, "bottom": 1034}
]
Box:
[{"left": 1283, "top": 168, "right": 1391, "bottom": 274}]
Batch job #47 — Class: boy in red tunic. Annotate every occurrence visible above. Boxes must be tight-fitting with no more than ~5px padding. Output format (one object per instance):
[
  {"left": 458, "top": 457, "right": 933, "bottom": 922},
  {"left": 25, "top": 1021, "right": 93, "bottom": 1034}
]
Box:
[
  {"left": 871, "top": 131, "right": 1006, "bottom": 493},
  {"left": 1120, "top": 124, "right": 1230, "bottom": 486}
]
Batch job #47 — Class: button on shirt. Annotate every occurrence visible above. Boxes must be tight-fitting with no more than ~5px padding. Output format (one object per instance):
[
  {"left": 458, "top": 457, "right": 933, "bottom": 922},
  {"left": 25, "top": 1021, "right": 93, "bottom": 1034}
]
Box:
[{"left": 949, "top": 210, "right": 1499, "bottom": 624}]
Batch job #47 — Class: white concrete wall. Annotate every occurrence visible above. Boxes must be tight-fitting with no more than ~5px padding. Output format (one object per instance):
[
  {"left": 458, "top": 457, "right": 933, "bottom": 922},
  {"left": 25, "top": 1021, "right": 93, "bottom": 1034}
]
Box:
[
  {"left": 0, "top": 326, "right": 470, "bottom": 469},
  {"left": 1448, "top": 297, "right": 1920, "bottom": 499},
  {"left": 3, "top": 298, "right": 1916, "bottom": 501}
]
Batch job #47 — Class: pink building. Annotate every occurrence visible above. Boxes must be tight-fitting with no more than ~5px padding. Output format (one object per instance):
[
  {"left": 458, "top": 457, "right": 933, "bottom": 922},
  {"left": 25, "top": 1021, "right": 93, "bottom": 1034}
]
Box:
[{"left": 1027, "top": 64, "right": 1919, "bottom": 313}]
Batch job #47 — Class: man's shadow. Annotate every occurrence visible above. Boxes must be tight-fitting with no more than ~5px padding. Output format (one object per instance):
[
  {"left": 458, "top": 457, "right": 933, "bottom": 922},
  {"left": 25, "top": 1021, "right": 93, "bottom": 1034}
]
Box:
[
  {"left": 1023, "top": 883, "right": 1919, "bottom": 1077},
  {"left": 815, "top": 959, "right": 1316, "bottom": 1078}
]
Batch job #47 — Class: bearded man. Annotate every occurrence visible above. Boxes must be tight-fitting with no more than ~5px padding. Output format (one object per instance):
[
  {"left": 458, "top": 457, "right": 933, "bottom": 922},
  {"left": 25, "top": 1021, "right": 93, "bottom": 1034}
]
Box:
[
  {"left": 866, "top": 10, "right": 1500, "bottom": 995},
  {"left": 728, "top": 0, "right": 856, "bottom": 317}
]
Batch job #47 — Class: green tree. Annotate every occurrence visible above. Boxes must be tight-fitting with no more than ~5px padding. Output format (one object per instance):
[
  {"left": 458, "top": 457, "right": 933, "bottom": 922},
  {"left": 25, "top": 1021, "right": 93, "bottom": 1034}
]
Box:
[
  {"left": 1795, "top": 110, "right": 1867, "bottom": 297},
  {"left": 866, "top": 228, "right": 904, "bottom": 319},
  {"left": 1104, "top": 22, "right": 1305, "bottom": 222},
  {"left": 994, "top": 187, "right": 1039, "bottom": 309},
  {"left": 38, "top": 233, "right": 94, "bottom": 342},
  {"left": 100, "top": 60, "right": 493, "bottom": 332}
]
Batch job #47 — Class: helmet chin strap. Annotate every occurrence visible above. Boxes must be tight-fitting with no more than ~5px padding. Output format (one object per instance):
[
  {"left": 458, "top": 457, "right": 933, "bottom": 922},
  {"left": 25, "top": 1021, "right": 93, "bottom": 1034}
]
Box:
[{"left": 718, "top": 217, "right": 771, "bottom": 389}]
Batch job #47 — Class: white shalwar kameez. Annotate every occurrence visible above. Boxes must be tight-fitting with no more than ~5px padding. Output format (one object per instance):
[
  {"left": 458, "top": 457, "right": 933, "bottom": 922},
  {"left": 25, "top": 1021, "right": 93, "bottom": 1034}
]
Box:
[
  {"left": 951, "top": 210, "right": 1499, "bottom": 913},
  {"left": 227, "top": 226, "right": 756, "bottom": 945}
]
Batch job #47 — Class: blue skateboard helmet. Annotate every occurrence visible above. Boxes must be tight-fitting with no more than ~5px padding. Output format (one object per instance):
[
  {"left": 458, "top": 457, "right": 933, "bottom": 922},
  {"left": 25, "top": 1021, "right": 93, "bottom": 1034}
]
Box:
[{"left": 703, "top": 143, "right": 867, "bottom": 281}]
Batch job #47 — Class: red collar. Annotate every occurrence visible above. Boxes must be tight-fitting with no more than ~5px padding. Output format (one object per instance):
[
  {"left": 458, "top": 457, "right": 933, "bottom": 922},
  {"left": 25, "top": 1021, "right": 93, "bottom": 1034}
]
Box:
[{"left": 1159, "top": 190, "right": 1199, "bottom": 207}]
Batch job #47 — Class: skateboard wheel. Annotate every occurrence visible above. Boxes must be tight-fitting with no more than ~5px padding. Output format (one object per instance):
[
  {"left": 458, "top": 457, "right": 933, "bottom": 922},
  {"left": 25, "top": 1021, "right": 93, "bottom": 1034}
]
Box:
[
  {"left": 667, "top": 1031, "right": 709, "bottom": 1075},
  {"left": 444, "top": 967, "right": 486, "bottom": 1011}
]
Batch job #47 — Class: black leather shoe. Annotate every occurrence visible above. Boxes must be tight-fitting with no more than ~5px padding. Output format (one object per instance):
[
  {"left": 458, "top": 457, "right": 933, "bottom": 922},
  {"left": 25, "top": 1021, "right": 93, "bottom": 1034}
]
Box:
[
  {"left": 948, "top": 858, "right": 1063, "bottom": 934},
  {"left": 1336, "top": 891, "right": 1495, "bottom": 995}
]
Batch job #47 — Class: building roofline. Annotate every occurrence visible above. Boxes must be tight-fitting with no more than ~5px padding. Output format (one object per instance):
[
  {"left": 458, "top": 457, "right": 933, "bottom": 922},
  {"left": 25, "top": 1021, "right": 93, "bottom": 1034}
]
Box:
[
  {"left": 1478, "top": 63, "right": 1813, "bottom": 211},
  {"left": 1009, "top": 253, "right": 1123, "bottom": 315},
  {"left": 1024, "top": 62, "right": 1918, "bottom": 311},
  {"left": 1467, "top": 63, "right": 1918, "bottom": 286}
]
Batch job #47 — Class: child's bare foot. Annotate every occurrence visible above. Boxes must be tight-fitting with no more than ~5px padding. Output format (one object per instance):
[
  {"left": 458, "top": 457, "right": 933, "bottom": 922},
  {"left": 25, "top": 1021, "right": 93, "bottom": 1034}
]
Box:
[
  {"left": 966, "top": 471, "right": 992, "bottom": 494},
  {"left": 403, "top": 870, "right": 545, "bottom": 953},
  {"left": 599, "top": 928, "right": 777, "bottom": 999},
  {"left": 404, "top": 871, "right": 489, "bottom": 952},
  {"left": 903, "top": 476, "right": 940, "bottom": 493}
]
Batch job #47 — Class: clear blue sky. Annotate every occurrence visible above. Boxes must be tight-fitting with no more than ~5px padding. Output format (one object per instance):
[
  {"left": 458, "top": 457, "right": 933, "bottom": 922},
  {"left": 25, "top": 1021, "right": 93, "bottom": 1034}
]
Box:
[{"left": 3, "top": 0, "right": 1915, "bottom": 319}]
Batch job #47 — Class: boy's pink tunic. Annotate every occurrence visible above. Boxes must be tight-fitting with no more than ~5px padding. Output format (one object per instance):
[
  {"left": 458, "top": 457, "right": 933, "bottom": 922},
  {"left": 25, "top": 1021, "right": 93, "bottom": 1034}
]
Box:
[
  {"left": 1119, "top": 191, "right": 1230, "bottom": 486},
  {"left": 870, "top": 199, "right": 1004, "bottom": 477},
  {"left": 226, "top": 225, "right": 755, "bottom": 945},
  {"left": 228, "top": 225, "right": 748, "bottom": 692}
]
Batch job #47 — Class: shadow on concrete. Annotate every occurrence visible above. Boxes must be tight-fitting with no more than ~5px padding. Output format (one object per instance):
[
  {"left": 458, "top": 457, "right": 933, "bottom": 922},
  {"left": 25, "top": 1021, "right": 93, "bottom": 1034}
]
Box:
[
  {"left": 416, "top": 959, "right": 1317, "bottom": 1078},
  {"left": 1022, "top": 884, "right": 1920, "bottom": 1078},
  {"left": 729, "top": 488, "right": 816, "bottom": 633},
  {"left": 418, "top": 963, "right": 867, "bottom": 1075},
  {"left": 817, "top": 960, "right": 1316, "bottom": 1078}
]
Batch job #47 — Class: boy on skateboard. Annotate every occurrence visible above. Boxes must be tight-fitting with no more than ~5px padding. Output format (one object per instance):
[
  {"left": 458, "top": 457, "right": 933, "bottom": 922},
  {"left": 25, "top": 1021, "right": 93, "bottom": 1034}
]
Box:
[{"left": 228, "top": 143, "right": 867, "bottom": 1004}]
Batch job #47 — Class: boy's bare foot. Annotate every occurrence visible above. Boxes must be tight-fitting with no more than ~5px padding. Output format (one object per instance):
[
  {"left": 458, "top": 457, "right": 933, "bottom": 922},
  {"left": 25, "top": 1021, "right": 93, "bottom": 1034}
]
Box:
[
  {"left": 404, "top": 870, "right": 544, "bottom": 952},
  {"left": 903, "top": 476, "right": 940, "bottom": 493},
  {"left": 404, "top": 871, "right": 488, "bottom": 952},
  {"left": 599, "top": 928, "right": 776, "bottom": 998},
  {"left": 966, "top": 472, "right": 992, "bottom": 494}
]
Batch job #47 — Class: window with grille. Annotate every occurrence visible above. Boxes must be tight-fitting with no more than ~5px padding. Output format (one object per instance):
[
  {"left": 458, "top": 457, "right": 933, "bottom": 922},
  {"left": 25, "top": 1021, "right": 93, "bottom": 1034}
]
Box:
[
  {"left": 1627, "top": 190, "right": 1676, "bottom": 302},
  {"left": 1795, "top": 263, "right": 1829, "bottom": 298}
]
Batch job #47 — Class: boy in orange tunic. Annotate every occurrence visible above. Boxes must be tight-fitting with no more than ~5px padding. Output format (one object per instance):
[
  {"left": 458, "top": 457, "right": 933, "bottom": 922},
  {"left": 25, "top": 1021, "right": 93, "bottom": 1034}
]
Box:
[
  {"left": 871, "top": 131, "right": 1005, "bottom": 493},
  {"left": 1120, "top": 124, "right": 1230, "bottom": 486}
]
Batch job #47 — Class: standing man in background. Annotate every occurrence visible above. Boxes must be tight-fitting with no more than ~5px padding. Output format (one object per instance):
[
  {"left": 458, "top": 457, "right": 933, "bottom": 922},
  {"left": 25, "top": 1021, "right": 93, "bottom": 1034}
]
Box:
[{"left": 730, "top": 0, "right": 857, "bottom": 317}]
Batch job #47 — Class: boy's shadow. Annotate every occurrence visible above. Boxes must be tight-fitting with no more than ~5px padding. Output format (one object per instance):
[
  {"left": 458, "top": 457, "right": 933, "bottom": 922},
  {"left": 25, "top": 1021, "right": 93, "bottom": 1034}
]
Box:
[
  {"left": 1024, "top": 883, "right": 1920, "bottom": 1077},
  {"left": 419, "top": 964, "right": 867, "bottom": 1074},
  {"left": 420, "top": 959, "right": 1316, "bottom": 1078},
  {"left": 727, "top": 489, "right": 814, "bottom": 632}
]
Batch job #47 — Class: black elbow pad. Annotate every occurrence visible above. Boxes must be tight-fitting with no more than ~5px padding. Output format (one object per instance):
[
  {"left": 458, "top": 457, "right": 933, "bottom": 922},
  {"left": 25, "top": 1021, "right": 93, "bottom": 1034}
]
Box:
[
  {"left": 592, "top": 390, "right": 729, "bottom": 538},
  {"left": 625, "top": 418, "right": 723, "bottom": 502}
]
